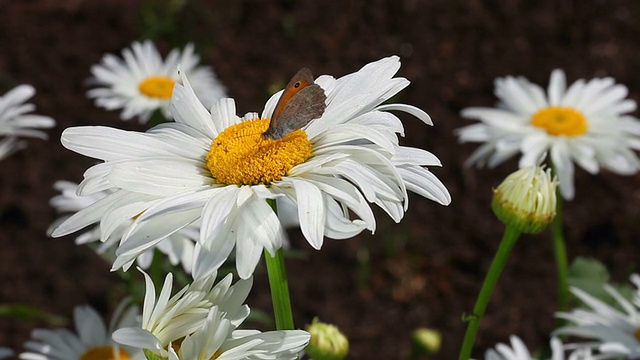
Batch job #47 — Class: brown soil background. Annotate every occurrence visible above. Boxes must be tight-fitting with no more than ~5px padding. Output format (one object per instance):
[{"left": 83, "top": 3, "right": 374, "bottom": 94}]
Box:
[{"left": 1, "top": 1, "right": 640, "bottom": 359}]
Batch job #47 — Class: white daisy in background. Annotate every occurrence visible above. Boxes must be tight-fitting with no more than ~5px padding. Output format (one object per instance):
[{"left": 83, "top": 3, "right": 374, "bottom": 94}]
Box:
[
  {"left": 113, "top": 270, "right": 308, "bottom": 360},
  {"left": 0, "top": 84, "right": 55, "bottom": 160},
  {"left": 48, "top": 180, "right": 198, "bottom": 273},
  {"left": 456, "top": 70, "right": 640, "bottom": 200},
  {"left": 0, "top": 348, "right": 14, "bottom": 359},
  {"left": 52, "top": 56, "right": 451, "bottom": 279},
  {"left": 485, "top": 335, "right": 595, "bottom": 360},
  {"left": 555, "top": 274, "right": 640, "bottom": 359},
  {"left": 19, "top": 299, "right": 142, "bottom": 360},
  {"left": 88, "top": 40, "right": 226, "bottom": 123}
]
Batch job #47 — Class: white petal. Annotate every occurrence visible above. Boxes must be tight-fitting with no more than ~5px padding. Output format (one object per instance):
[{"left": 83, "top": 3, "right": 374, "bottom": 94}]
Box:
[{"left": 288, "top": 178, "right": 326, "bottom": 249}]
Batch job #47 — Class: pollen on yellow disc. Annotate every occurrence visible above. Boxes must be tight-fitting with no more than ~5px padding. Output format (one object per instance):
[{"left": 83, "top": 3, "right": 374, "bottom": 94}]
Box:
[
  {"left": 80, "top": 346, "right": 130, "bottom": 360},
  {"left": 206, "top": 118, "right": 313, "bottom": 185},
  {"left": 138, "top": 76, "right": 176, "bottom": 99},
  {"left": 530, "top": 107, "right": 587, "bottom": 137}
]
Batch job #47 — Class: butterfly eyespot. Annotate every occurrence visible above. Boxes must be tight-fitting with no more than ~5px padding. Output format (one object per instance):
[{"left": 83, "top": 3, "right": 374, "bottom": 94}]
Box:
[{"left": 294, "top": 82, "right": 301, "bottom": 88}]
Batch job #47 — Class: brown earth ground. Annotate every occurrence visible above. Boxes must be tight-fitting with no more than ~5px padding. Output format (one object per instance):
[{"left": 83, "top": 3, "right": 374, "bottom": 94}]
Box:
[{"left": 1, "top": 1, "right": 640, "bottom": 359}]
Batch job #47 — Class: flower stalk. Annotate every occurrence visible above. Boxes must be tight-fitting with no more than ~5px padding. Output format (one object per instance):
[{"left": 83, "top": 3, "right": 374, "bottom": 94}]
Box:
[
  {"left": 458, "top": 225, "right": 521, "bottom": 360},
  {"left": 552, "top": 188, "right": 569, "bottom": 313},
  {"left": 265, "top": 199, "right": 295, "bottom": 330}
]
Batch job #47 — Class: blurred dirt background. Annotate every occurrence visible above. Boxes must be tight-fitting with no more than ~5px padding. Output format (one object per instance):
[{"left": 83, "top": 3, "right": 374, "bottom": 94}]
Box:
[{"left": 1, "top": 1, "right": 640, "bottom": 359}]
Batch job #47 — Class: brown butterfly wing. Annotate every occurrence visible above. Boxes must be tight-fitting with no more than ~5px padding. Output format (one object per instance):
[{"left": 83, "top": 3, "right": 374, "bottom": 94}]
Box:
[{"left": 263, "top": 83, "right": 327, "bottom": 140}]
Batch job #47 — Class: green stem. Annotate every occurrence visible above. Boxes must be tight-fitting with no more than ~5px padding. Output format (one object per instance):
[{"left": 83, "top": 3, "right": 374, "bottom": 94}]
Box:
[
  {"left": 458, "top": 225, "right": 521, "bottom": 360},
  {"left": 264, "top": 199, "right": 295, "bottom": 330},
  {"left": 552, "top": 190, "right": 569, "bottom": 313},
  {"left": 265, "top": 248, "right": 295, "bottom": 330}
]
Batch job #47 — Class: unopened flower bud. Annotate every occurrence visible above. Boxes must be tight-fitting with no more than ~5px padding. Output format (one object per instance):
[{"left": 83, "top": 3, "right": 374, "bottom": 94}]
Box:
[
  {"left": 411, "top": 327, "right": 441, "bottom": 356},
  {"left": 492, "top": 165, "right": 557, "bottom": 234},
  {"left": 305, "top": 318, "right": 349, "bottom": 360}
]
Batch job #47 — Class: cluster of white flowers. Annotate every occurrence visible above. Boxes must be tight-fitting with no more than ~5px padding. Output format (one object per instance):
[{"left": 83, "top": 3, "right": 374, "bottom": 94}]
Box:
[
  {"left": 25, "top": 43, "right": 453, "bottom": 360},
  {"left": 10, "top": 34, "right": 640, "bottom": 360}
]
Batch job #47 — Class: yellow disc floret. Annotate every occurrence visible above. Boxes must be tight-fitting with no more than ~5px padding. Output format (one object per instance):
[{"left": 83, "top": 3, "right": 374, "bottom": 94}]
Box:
[
  {"left": 531, "top": 107, "right": 587, "bottom": 137},
  {"left": 80, "top": 346, "right": 130, "bottom": 360},
  {"left": 206, "top": 118, "right": 312, "bottom": 185},
  {"left": 138, "top": 76, "right": 176, "bottom": 99}
]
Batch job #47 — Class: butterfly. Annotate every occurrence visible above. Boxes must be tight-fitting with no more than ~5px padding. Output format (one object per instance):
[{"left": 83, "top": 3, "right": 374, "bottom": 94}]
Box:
[{"left": 262, "top": 68, "right": 327, "bottom": 140}]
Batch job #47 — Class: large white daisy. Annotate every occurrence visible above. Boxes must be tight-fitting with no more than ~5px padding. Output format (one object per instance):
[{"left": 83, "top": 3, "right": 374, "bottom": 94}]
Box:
[
  {"left": 0, "top": 84, "right": 55, "bottom": 160},
  {"left": 456, "top": 70, "right": 640, "bottom": 200},
  {"left": 52, "top": 56, "right": 451, "bottom": 279},
  {"left": 555, "top": 274, "right": 640, "bottom": 359},
  {"left": 87, "top": 40, "right": 226, "bottom": 123},
  {"left": 485, "top": 335, "right": 595, "bottom": 360},
  {"left": 48, "top": 180, "right": 198, "bottom": 273},
  {"left": 19, "top": 299, "right": 142, "bottom": 360},
  {"left": 113, "top": 271, "right": 308, "bottom": 360}
]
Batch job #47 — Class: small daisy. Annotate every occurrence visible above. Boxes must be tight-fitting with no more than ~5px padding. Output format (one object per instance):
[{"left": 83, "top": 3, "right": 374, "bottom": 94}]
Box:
[
  {"left": 48, "top": 180, "right": 198, "bottom": 273},
  {"left": 486, "top": 335, "right": 595, "bottom": 360},
  {"left": 0, "top": 84, "right": 55, "bottom": 160},
  {"left": 113, "top": 270, "right": 308, "bottom": 360},
  {"left": 112, "top": 269, "right": 252, "bottom": 348},
  {"left": 19, "top": 299, "right": 142, "bottom": 360},
  {"left": 555, "top": 274, "right": 640, "bottom": 359},
  {"left": 53, "top": 56, "right": 451, "bottom": 279},
  {"left": 165, "top": 307, "right": 310, "bottom": 360},
  {"left": 87, "top": 40, "right": 226, "bottom": 123},
  {"left": 456, "top": 70, "right": 640, "bottom": 200}
]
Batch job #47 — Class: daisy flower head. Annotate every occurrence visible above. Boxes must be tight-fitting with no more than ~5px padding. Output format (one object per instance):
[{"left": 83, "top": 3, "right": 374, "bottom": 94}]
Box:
[
  {"left": 19, "top": 299, "right": 142, "bottom": 360},
  {"left": 0, "top": 84, "right": 55, "bottom": 160},
  {"left": 48, "top": 180, "right": 198, "bottom": 273},
  {"left": 554, "top": 274, "right": 640, "bottom": 359},
  {"left": 485, "top": 335, "right": 595, "bottom": 360},
  {"left": 87, "top": 40, "right": 226, "bottom": 123},
  {"left": 113, "top": 270, "right": 307, "bottom": 360},
  {"left": 119, "top": 307, "right": 309, "bottom": 360},
  {"left": 54, "top": 56, "right": 451, "bottom": 279},
  {"left": 112, "top": 269, "right": 252, "bottom": 350},
  {"left": 457, "top": 70, "right": 640, "bottom": 200}
]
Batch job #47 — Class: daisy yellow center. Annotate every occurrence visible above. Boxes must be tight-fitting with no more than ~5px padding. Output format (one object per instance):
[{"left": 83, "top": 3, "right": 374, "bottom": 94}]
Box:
[
  {"left": 80, "top": 346, "right": 130, "bottom": 360},
  {"left": 206, "top": 118, "right": 312, "bottom": 185},
  {"left": 138, "top": 76, "right": 175, "bottom": 99},
  {"left": 530, "top": 107, "right": 587, "bottom": 137}
]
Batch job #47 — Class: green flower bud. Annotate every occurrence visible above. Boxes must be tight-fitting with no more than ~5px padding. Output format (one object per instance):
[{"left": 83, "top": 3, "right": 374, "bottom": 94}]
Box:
[
  {"left": 492, "top": 165, "right": 557, "bottom": 234},
  {"left": 411, "top": 327, "right": 441, "bottom": 356},
  {"left": 305, "top": 318, "right": 349, "bottom": 360}
]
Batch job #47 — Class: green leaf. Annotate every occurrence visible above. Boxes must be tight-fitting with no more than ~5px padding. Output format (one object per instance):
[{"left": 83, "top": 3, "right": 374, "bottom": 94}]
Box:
[
  {"left": 567, "top": 257, "right": 610, "bottom": 296},
  {"left": 0, "top": 303, "right": 66, "bottom": 326},
  {"left": 567, "top": 257, "right": 634, "bottom": 309}
]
